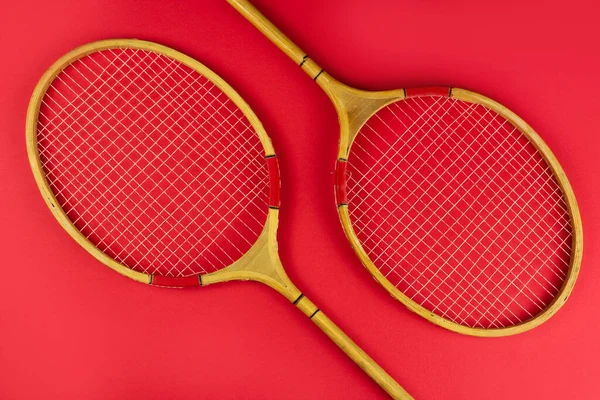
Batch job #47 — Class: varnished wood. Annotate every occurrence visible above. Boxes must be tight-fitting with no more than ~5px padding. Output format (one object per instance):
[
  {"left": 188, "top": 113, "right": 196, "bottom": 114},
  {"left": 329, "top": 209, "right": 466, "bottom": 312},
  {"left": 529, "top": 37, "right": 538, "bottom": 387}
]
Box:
[
  {"left": 227, "top": 0, "right": 583, "bottom": 338},
  {"left": 27, "top": 39, "right": 412, "bottom": 400},
  {"left": 202, "top": 209, "right": 302, "bottom": 302},
  {"left": 314, "top": 74, "right": 405, "bottom": 159}
]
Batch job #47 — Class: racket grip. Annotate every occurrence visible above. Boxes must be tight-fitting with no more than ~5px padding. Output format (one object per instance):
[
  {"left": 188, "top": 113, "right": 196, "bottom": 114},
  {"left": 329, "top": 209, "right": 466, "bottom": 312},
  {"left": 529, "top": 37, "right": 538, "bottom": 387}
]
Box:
[
  {"left": 226, "top": 0, "right": 324, "bottom": 79},
  {"left": 295, "top": 296, "right": 414, "bottom": 400}
]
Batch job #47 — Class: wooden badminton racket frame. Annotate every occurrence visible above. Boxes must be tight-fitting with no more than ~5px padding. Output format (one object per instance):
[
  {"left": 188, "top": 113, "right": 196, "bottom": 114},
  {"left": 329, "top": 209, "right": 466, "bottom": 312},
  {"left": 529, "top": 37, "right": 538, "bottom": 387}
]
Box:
[
  {"left": 26, "top": 39, "right": 412, "bottom": 399},
  {"left": 227, "top": 0, "right": 583, "bottom": 337}
]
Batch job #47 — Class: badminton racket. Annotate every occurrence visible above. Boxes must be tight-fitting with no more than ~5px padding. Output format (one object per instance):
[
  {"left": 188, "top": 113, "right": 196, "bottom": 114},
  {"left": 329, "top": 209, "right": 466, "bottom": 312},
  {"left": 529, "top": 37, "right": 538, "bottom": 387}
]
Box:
[
  {"left": 227, "top": 0, "right": 583, "bottom": 337},
  {"left": 26, "top": 39, "right": 412, "bottom": 399}
]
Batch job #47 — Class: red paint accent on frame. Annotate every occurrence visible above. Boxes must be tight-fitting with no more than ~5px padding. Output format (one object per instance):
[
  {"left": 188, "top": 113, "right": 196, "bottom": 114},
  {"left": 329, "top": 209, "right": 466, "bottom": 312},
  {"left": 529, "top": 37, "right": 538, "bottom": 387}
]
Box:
[
  {"left": 405, "top": 86, "right": 451, "bottom": 98},
  {"left": 267, "top": 156, "right": 281, "bottom": 208},
  {"left": 151, "top": 275, "right": 201, "bottom": 288},
  {"left": 336, "top": 159, "right": 348, "bottom": 205}
]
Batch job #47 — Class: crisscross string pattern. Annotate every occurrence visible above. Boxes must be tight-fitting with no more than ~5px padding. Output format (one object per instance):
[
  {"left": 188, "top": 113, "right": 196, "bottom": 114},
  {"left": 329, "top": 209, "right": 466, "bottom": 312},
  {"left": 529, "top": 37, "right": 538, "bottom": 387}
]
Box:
[
  {"left": 36, "top": 48, "right": 269, "bottom": 277},
  {"left": 347, "top": 95, "right": 572, "bottom": 329}
]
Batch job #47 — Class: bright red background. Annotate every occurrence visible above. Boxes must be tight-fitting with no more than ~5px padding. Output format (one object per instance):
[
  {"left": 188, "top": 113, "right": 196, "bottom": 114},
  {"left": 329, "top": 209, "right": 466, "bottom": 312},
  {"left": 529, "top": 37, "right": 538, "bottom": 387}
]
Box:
[{"left": 1, "top": 0, "right": 598, "bottom": 399}]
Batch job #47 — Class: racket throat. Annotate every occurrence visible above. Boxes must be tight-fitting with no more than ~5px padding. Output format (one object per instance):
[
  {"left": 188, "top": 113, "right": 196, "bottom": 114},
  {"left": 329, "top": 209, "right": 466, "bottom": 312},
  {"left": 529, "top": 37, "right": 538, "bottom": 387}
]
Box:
[
  {"left": 324, "top": 83, "right": 404, "bottom": 159},
  {"left": 201, "top": 209, "right": 303, "bottom": 303}
]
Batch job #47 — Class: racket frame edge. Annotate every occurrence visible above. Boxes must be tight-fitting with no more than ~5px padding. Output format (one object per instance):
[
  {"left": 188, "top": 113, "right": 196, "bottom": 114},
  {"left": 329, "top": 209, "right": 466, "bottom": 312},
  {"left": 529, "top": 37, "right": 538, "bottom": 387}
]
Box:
[
  {"left": 25, "top": 39, "right": 300, "bottom": 292},
  {"left": 335, "top": 87, "right": 583, "bottom": 337}
]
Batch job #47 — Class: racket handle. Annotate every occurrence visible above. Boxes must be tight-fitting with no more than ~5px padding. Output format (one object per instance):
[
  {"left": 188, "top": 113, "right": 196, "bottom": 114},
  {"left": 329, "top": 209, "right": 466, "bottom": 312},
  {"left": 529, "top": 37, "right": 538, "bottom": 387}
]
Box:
[
  {"left": 226, "top": 0, "right": 324, "bottom": 80},
  {"left": 295, "top": 295, "right": 414, "bottom": 400}
]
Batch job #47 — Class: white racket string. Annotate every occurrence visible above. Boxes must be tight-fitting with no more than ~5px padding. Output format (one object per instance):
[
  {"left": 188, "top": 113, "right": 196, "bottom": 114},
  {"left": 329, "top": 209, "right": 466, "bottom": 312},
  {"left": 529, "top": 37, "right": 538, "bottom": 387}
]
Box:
[
  {"left": 37, "top": 48, "right": 269, "bottom": 277},
  {"left": 347, "top": 95, "right": 572, "bottom": 328}
]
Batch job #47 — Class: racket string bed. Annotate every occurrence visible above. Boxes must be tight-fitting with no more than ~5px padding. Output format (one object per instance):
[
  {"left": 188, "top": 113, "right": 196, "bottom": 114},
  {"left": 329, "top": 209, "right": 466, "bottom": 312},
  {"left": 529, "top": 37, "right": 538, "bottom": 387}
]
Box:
[
  {"left": 346, "top": 95, "right": 572, "bottom": 329},
  {"left": 37, "top": 48, "right": 269, "bottom": 277}
]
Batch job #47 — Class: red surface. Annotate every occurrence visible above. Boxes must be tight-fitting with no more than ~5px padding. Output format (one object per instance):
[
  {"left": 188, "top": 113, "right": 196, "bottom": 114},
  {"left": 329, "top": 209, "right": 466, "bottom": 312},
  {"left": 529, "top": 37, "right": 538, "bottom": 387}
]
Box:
[{"left": 0, "top": 0, "right": 598, "bottom": 399}]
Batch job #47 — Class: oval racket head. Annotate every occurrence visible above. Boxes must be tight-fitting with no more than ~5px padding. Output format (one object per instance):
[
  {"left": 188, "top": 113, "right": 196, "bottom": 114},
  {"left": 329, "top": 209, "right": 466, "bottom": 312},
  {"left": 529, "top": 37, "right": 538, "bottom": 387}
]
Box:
[
  {"left": 26, "top": 39, "right": 281, "bottom": 287},
  {"left": 336, "top": 87, "right": 582, "bottom": 336},
  {"left": 223, "top": 0, "right": 582, "bottom": 337}
]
